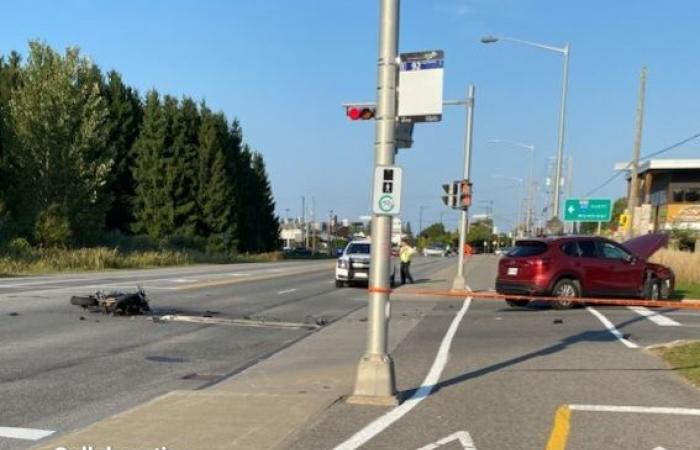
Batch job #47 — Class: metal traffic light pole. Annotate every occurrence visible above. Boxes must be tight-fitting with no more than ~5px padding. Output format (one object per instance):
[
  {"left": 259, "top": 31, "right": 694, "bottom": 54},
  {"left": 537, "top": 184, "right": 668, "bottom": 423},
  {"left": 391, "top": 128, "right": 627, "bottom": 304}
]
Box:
[
  {"left": 451, "top": 86, "right": 475, "bottom": 291},
  {"left": 348, "top": 0, "right": 400, "bottom": 405}
]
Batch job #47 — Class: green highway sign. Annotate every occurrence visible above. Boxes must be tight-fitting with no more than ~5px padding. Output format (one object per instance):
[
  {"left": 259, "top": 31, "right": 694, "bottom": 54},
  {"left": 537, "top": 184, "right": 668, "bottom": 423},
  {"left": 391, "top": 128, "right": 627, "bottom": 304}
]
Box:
[{"left": 564, "top": 198, "right": 612, "bottom": 222}]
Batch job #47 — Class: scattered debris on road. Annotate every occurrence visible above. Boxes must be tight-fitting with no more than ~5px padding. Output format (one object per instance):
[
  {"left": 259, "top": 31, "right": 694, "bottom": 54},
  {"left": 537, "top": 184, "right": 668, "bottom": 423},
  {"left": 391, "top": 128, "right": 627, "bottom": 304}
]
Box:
[
  {"left": 70, "top": 287, "right": 151, "bottom": 316},
  {"left": 8, "top": 312, "right": 19, "bottom": 316},
  {"left": 553, "top": 318, "right": 564, "bottom": 324}
]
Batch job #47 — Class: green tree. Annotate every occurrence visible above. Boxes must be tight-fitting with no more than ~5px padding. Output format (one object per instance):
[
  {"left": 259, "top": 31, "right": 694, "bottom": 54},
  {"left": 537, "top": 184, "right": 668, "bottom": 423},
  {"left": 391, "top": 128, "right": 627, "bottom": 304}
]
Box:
[
  {"left": 170, "top": 97, "right": 200, "bottom": 238},
  {"left": 251, "top": 152, "right": 279, "bottom": 252},
  {"left": 466, "top": 219, "right": 493, "bottom": 248},
  {"left": 198, "top": 106, "right": 235, "bottom": 250},
  {"left": 132, "top": 91, "right": 175, "bottom": 240},
  {"left": 103, "top": 70, "right": 143, "bottom": 232},
  {"left": 6, "top": 42, "right": 110, "bottom": 245},
  {"left": 0, "top": 52, "right": 23, "bottom": 235}
]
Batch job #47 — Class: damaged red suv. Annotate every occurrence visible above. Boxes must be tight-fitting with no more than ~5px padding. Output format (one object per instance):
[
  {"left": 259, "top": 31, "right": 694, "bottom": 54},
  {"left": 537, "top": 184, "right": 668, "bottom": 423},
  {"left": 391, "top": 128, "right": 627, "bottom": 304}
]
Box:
[{"left": 496, "top": 233, "right": 675, "bottom": 309}]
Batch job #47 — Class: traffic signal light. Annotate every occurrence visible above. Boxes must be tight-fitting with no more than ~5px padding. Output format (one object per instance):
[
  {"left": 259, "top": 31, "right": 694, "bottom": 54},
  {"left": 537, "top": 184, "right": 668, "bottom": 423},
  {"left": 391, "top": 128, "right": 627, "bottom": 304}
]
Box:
[
  {"left": 346, "top": 106, "right": 376, "bottom": 120},
  {"left": 459, "top": 181, "right": 472, "bottom": 209}
]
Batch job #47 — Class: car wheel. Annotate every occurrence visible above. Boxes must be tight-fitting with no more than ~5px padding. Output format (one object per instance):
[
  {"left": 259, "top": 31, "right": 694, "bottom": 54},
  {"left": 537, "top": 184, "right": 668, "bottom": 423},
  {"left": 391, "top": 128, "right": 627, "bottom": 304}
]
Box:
[
  {"left": 335, "top": 280, "right": 344, "bottom": 288},
  {"left": 505, "top": 299, "right": 530, "bottom": 307},
  {"left": 644, "top": 277, "right": 661, "bottom": 300},
  {"left": 551, "top": 279, "right": 580, "bottom": 310}
]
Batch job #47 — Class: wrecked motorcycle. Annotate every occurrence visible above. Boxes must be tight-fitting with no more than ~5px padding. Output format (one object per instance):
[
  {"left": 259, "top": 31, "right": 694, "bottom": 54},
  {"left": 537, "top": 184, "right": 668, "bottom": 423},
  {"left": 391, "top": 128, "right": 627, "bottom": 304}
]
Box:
[{"left": 70, "top": 286, "right": 151, "bottom": 315}]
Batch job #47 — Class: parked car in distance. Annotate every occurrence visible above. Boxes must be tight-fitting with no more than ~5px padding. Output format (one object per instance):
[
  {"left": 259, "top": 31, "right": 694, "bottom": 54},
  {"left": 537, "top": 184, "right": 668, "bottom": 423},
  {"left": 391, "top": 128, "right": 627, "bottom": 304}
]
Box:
[
  {"left": 422, "top": 245, "right": 446, "bottom": 257},
  {"left": 335, "top": 239, "right": 396, "bottom": 287},
  {"left": 495, "top": 233, "right": 674, "bottom": 309}
]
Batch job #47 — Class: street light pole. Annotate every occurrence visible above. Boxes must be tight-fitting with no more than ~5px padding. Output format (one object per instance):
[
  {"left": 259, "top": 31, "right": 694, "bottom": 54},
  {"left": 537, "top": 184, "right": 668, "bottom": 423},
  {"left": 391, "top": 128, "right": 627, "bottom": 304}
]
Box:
[
  {"left": 451, "top": 86, "right": 475, "bottom": 291},
  {"left": 349, "top": 0, "right": 399, "bottom": 406},
  {"left": 481, "top": 35, "right": 570, "bottom": 230}
]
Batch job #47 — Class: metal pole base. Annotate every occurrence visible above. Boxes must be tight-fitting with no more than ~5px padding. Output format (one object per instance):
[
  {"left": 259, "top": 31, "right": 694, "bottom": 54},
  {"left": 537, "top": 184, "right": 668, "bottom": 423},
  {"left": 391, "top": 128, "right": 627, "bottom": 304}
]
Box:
[
  {"left": 347, "top": 353, "right": 399, "bottom": 406},
  {"left": 451, "top": 274, "right": 466, "bottom": 291}
]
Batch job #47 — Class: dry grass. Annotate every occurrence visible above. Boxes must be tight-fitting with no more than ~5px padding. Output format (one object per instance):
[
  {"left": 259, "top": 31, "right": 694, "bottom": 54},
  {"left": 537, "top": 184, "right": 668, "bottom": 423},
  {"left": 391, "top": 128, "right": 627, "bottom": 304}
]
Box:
[{"left": 650, "top": 248, "right": 700, "bottom": 284}]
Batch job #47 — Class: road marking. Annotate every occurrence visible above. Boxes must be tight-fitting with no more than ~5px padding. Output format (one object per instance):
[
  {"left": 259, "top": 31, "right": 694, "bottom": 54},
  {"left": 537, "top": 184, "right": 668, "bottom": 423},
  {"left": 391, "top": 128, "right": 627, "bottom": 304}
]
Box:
[
  {"left": 415, "top": 431, "right": 477, "bottom": 450},
  {"left": 586, "top": 307, "right": 639, "bottom": 348},
  {"left": 546, "top": 404, "right": 700, "bottom": 450},
  {"left": 0, "top": 426, "right": 55, "bottom": 441},
  {"left": 277, "top": 288, "right": 297, "bottom": 295},
  {"left": 628, "top": 306, "right": 681, "bottom": 326},
  {"left": 334, "top": 297, "right": 473, "bottom": 450},
  {"left": 167, "top": 278, "right": 198, "bottom": 283},
  {"left": 545, "top": 405, "right": 571, "bottom": 450}
]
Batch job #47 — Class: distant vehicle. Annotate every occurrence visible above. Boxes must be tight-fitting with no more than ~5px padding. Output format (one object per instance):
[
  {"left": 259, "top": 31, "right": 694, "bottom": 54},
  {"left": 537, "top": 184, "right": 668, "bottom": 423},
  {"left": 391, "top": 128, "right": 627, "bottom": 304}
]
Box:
[
  {"left": 496, "top": 234, "right": 675, "bottom": 309},
  {"left": 335, "top": 239, "right": 396, "bottom": 287},
  {"left": 422, "top": 245, "right": 445, "bottom": 257},
  {"left": 285, "top": 247, "right": 312, "bottom": 256},
  {"left": 495, "top": 247, "right": 513, "bottom": 257}
]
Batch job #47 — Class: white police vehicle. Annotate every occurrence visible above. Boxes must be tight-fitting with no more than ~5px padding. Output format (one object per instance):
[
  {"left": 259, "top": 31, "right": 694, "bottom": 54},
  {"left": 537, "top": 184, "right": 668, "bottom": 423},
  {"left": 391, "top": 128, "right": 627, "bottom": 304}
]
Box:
[{"left": 335, "top": 239, "right": 396, "bottom": 288}]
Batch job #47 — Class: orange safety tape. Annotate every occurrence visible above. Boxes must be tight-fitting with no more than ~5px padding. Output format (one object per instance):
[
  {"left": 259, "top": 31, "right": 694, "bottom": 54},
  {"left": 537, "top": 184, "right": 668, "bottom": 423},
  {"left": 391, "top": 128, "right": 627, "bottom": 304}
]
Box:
[
  {"left": 368, "top": 286, "right": 394, "bottom": 294},
  {"left": 399, "top": 288, "right": 700, "bottom": 310}
]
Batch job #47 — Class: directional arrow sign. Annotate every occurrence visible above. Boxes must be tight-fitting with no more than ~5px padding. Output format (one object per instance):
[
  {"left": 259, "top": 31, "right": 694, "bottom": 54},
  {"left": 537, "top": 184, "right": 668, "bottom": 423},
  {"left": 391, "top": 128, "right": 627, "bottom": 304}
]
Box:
[
  {"left": 414, "top": 431, "right": 477, "bottom": 450},
  {"left": 564, "top": 198, "right": 612, "bottom": 222}
]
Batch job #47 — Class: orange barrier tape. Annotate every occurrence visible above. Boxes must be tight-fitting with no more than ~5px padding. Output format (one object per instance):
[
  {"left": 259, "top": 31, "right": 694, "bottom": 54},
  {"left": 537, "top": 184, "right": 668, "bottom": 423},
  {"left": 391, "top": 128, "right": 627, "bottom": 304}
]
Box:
[
  {"left": 368, "top": 286, "right": 393, "bottom": 294},
  {"left": 397, "top": 288, "right": 700, "bottom": 310}
]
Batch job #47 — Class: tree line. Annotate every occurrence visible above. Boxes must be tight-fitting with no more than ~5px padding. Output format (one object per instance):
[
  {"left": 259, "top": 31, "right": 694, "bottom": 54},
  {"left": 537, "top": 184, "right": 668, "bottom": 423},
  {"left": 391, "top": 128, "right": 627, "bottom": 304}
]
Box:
[{"left": 0, "top": 41, "right": 278, "bottom": 253}]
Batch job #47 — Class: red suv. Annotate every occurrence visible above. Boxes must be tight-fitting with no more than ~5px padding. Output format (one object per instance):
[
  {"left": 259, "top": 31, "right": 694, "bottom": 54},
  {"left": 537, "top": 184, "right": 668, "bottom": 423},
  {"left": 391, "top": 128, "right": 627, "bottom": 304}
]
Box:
[{"left": 496, "top": 233, "right": 675, "bottom": 309}]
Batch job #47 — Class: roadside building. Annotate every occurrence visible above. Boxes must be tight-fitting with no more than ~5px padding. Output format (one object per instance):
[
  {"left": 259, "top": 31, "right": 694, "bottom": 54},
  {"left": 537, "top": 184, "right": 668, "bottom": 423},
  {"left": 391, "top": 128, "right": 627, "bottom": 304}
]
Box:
[{"left": 615, "top": 159, "right": 700, "bottom": 237}]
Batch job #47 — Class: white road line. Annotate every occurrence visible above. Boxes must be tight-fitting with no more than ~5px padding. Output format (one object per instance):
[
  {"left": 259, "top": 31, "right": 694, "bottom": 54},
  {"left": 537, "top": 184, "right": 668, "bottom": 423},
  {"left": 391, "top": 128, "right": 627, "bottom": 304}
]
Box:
[
  {"left": 415, "top": 431, "right": 477, "bottom": 450},
  {"left": 277, "top": 288, "right": 297, "bottom": 295},
  {"left": 627, "top": 306, "right": 681, "bottom": 327},
  {"left": 569, "top": 404, "right": 700, "bottom": 416},
  {"left": 586, "top": 307, "right": 639, "bottom": 348},
  {"left": 0, "top": 426, "right": 55, "bottom": 440},
  {"left": 334, "top": 297, "right": 473, "bottom": 450}
]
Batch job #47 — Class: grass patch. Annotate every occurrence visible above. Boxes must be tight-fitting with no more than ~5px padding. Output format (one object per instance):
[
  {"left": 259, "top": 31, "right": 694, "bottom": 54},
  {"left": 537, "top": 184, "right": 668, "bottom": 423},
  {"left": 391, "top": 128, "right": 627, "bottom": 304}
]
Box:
[
  {"left": 657, "top": 341, "right": 700, "bottom": 388},
  {"left": 0, "top": 246, "right": 285, "bottom": 276},
  {"left": 672, "top": 282, "right": 700, "bottom": 300}
]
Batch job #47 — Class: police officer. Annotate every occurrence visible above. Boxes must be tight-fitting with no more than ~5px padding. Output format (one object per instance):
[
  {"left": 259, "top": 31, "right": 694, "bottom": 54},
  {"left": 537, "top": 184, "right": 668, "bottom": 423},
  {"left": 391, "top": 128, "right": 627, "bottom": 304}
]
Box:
[{"left": 399, "top": 239, "right": 415, "bottom": 285}]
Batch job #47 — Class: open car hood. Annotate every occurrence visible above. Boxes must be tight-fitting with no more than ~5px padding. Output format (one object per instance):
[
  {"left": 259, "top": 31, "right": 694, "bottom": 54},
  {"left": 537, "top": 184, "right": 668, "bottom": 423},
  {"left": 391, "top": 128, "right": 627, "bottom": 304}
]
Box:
[{"left": 622, "top": 233, "right": 668, "bottom": 259}]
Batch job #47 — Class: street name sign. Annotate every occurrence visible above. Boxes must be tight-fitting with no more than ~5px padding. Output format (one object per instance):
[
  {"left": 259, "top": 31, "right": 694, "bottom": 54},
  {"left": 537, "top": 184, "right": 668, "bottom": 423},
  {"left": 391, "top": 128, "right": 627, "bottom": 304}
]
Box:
[
  {"left": 564, "top": 198, "right": 612, "bottom": 222},
  {"left": 398, "top": 50, "right": 444, "bottom": 123},
  {"left": 372, "top": 166, "right": 403, "bottom": 215}
]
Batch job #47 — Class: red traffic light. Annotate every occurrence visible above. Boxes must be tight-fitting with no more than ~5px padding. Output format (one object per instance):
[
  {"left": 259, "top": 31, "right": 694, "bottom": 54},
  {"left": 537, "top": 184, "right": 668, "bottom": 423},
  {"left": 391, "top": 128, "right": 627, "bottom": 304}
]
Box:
[{"left": 346, "top": 106, "right": 375, "bottom": 120}]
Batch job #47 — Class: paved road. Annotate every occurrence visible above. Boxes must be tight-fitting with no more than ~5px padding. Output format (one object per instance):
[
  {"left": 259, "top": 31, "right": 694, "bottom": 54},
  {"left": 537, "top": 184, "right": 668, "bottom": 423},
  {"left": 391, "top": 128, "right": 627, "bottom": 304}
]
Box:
[
  {"left": 0, "top": 257, "right": 450, "bottom": 450},
  {"left": 290, "top": 255, "right": 700, "bottom": 450}
]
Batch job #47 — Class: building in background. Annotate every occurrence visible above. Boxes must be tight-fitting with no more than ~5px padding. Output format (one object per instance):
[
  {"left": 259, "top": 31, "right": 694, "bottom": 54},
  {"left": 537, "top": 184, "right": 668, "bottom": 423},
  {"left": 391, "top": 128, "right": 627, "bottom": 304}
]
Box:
[{"left": 615, "top": 158, "right": 700, "bottom": 233}]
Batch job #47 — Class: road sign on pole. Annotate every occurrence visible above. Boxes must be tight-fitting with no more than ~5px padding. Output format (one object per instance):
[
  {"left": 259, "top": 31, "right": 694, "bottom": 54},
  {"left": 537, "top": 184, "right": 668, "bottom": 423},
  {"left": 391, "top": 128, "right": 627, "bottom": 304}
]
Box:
[
  {"left": 372, "top": 166, "right": 402, "bottom": 215},
  {"left": 398, "top": 50, "right": 444, "bottom": 123},
  {"left": 564, "top": 198, "right": 613, "bottom": 222}
]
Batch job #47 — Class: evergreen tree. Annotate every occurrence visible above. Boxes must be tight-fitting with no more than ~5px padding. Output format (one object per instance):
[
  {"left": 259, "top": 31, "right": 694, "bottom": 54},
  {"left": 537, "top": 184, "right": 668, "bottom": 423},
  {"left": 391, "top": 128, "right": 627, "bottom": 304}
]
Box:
[
  {"left": 170, "top": 97, "right": 200, "bottom": 238},
  {"left": 234, "top": 145, "right": 256, "bottom": 252},
  {"left": 251, "top": 152, "right": 279, "bottom": 252},
  {"left": 132, "top": 91, "right": 174, "bottom": 239},
  {"left": 103, "top": 70, "right": 143, "bottom": 232},
  {"left": 197, "top": 106, "right": 235, "bottom": 248},
  {"left": 0, "top": 52, "right": 23, "bottom": 230},
  {"left": 7, "top": 42, "right": 110, "bottom": 245}
]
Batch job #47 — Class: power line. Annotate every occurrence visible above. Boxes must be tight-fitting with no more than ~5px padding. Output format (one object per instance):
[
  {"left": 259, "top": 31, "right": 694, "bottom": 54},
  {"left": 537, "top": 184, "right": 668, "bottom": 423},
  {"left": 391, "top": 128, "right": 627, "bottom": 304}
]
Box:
[{"left": 583, "top": 132, "right": 700, "bottom": 197}]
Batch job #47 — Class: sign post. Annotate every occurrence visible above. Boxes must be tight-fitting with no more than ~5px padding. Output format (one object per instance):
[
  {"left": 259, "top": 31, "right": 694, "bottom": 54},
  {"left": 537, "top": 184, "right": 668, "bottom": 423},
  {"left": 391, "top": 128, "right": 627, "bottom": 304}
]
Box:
[
  {"left": 564, "top": 198, "right": 613, "bottom": 222},
  {"left": 398, "top": 50, "right": 444, "bottom": 123},
  {"left": 372, "top": 166, "right": 403, "bottom": 215}
]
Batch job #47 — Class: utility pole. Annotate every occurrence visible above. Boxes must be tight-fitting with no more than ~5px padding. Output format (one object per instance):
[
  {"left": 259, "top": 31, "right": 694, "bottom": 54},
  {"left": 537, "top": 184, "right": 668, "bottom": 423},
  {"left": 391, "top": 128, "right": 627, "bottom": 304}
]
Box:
[
  {"left": 626, "top": 66, "right": 647, "bottom": 239},
  {"left": 302, "top": 196, "right": 308, "bottom": 248},
  {"left": 329, "top": 209, "right": 334, "bottom": 256},
  {"left": 311, "top": 196, "right": 317, "bottom": 253},
  {"left": 452, "top": 85, "right": 475, "bottom": 291},
  {"left": 349, "top": 0, "right": 399, "bottom": 405}
]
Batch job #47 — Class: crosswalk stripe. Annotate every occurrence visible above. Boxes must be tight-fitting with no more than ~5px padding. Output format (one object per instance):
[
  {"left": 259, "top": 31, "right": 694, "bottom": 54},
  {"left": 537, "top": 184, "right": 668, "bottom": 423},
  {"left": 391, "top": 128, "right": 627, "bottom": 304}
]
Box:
[{"left": 628, "top": 306, "right": 681, "bottom": 326}]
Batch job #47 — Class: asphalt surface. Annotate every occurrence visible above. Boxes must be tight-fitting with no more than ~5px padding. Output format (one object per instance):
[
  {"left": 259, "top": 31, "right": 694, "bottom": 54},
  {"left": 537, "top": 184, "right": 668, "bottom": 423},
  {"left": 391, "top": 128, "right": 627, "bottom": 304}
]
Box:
[
  {"left": 290, "top": 255, "right": 700, "bottom": 450},
  {"left": 0, "top": 257, "right": 449, "bottom": 450}
]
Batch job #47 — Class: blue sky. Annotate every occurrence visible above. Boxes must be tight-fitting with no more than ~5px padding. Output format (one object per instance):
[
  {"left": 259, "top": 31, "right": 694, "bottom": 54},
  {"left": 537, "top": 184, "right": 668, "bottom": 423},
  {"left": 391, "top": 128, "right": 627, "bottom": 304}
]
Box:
[{"left": 2, "top": 0, "right": 699, "bottom": 233}]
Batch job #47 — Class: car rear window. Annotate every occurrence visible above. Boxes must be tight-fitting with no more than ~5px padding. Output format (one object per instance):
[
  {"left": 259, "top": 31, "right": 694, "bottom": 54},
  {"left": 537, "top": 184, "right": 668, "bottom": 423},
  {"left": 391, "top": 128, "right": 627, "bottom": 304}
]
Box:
[
  {"left": 508, "top": 241, "right": 548, "bottom": 257},
  {"left": 346, "top": 244, "right": 370, "bottom": 254}
]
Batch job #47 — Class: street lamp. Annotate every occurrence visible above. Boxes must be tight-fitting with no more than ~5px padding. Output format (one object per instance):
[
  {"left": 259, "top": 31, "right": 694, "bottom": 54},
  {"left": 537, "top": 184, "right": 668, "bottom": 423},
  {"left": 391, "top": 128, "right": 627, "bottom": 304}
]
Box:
[
  {"left": 481, "top": 35, "right": 569, "bottom": 231},
  {"left": 418, "top": 205, "right": 430, "bottom": 241},
  {"left": 488, "top": 139, "right": 536, "bottom": 236}
]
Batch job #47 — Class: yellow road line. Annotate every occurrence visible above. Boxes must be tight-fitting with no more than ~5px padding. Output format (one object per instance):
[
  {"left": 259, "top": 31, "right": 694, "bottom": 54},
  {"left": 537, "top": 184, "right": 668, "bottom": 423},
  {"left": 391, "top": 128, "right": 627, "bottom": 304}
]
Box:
[{"left": 545, "top": 405, "right": 571, "bottom": 450}]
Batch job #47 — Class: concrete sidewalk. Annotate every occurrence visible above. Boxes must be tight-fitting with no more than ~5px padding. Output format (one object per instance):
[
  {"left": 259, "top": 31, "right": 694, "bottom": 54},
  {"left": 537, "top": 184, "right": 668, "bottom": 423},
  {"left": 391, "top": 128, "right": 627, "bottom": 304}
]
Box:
[{"left": 34, "top": 263, "right": 457, "bottom": 450}]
